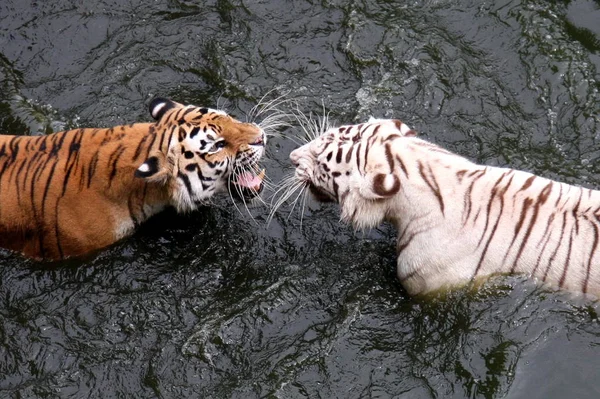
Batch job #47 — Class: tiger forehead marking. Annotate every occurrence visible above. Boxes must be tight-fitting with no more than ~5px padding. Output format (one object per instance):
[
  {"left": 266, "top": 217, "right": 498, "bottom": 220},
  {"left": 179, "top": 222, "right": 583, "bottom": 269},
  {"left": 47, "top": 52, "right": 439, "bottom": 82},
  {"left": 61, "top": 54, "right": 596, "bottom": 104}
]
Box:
[{"left": 290, "top": 117, "right": 600, "bottom": 298}]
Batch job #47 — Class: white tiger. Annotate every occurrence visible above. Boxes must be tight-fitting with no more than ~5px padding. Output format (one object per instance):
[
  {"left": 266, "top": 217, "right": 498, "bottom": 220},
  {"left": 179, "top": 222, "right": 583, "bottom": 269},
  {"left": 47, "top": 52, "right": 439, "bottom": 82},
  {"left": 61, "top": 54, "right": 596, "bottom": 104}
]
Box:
[{"left": 284, "top": 117, "right": 600, "bottom": 297}]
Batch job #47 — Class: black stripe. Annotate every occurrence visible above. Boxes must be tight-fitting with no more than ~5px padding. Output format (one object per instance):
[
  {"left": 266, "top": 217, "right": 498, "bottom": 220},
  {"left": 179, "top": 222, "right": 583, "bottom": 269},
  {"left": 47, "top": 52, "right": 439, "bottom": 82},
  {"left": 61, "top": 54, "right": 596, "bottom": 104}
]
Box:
[
  {"left": 355, "top": 143, "right": 362, "bottom": 172},
  {"left": 189, "top": 127, "right": 201, "bottom": 139},
  {"left": 542, "top": 213, "right": 568, "bottom": 282},
  {"left": 510, "top": 182, "right": 552, "bottom": 273},
  {"left": 146, "top": 132, "right": 158, "bottom": 157},
  {"left": 12, "top": 158, "right": 29, "bottom": 203},
  {"left": 157, "top": 127, "right": 168, "bottom": 152},
  {"left": 37, "top": 158, "right": 60, "bottom": 259},
  {"left": 558, "top": 227, "right": 575, "bottom": 288},
  {"left": 19, "top": 152, "right": 43, "bottom": 203},
  {"left": 573, "top": 189, "right": 583, "bottom": 234},
  {"left": 9, "top": 136, "right": 20, "bottom": 160},
  {"left": 531, "top": 216, "right": 556, "bottom": 277},
  {"left": 473, "top": 174, "right": 512, "bottom": 276},
  {"left": 417, "top": 161, "right": 445, "bottom": 215},
  {"left": 395, "top": 155, "right": 409, "bottom": 177},
  {"left": 133, "top": 133, "right": 151, "bottom": 161},
  {"left": 87, "top": 152, "right": 100, "bottom": 188},
  {"left": 335, "top": 147, "right": 343, "bottom": 163},
  {"left": 463, "top": 169, "right": 487, "bottom": 226},
  {"left": 384, "top": 143, "right": 395, "bottom": 172},
  {"left": 583, "top": 220, "right": 599, "bottom": 293},
  {"left": 61, "top": 130, "right": 84, "bottom": 197},
  {"left": 108, "top": 145, "right": 127, "bottom": 188},
  {"left": 178, "top": 171, "right": 193, "bottom": 197}
]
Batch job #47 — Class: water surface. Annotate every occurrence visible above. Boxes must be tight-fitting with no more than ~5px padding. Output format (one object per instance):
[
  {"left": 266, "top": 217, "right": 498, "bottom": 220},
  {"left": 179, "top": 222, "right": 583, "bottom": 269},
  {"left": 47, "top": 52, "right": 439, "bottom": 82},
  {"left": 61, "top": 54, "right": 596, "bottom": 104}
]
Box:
[{"left": 1, "top": 0, "right": 600, "bottom": 397}]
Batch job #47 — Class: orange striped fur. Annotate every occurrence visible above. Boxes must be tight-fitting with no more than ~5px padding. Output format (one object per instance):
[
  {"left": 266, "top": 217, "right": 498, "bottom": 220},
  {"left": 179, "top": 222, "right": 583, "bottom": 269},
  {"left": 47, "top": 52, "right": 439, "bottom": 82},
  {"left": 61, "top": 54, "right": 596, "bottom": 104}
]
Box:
[{"left": 0, "top": 98, "right": 266, "bottom": 260}]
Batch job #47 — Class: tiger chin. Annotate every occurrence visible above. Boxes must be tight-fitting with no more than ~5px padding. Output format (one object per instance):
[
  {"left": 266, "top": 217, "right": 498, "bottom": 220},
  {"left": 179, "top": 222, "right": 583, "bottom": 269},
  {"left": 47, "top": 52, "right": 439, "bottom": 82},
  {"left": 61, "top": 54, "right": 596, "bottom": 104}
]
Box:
[
  {"left": 289, "top": 117, "right": 600, "bottom": 298},
  {"left": 0, "top": 98, "right": 267, "bottom": 261}
]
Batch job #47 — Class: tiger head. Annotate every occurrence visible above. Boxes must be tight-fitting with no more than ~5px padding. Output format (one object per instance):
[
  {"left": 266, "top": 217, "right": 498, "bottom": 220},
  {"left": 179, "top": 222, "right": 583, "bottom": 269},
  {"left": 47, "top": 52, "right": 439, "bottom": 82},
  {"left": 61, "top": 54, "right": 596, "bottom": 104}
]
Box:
[
  {"left": 289, "top": 118, "right": 416, "bottom": 229},
  {"left": 137, "top": 98, "right": 266, "bottom": 211}
]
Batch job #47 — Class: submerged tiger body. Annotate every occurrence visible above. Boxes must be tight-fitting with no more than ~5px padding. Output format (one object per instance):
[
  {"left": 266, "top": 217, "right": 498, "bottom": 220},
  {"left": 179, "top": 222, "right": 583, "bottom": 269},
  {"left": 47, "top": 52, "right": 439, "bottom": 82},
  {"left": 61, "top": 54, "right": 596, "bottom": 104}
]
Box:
[
  {"left": 288, "top": 118, "right": 600, "bottom": 297},
  {"left": 0, "top": 98, "right": 266, "bottom": 260}
]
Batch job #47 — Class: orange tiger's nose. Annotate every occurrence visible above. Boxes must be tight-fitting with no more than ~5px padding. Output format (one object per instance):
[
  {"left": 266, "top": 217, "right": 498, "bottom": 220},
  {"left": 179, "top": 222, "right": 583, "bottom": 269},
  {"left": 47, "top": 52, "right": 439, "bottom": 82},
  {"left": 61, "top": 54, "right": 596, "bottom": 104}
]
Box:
[{"left": 250, "top": 133, "right": 265, "bottom": 146}]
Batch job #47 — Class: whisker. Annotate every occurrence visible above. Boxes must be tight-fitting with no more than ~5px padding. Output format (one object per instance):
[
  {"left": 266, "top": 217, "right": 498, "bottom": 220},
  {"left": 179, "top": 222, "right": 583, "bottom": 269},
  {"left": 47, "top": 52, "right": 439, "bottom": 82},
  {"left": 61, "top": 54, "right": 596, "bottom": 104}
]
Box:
[
  {"left": 248, "top": 89, "right": 295, "bottom": 125},
  {"left": 267, "top": 178, "right": 298, "bottom": 207},
  {"left": 227, "top": 173, "right": 246, "bottom": 218},
  {"left": 267, "top": 178, "right": 307, "bottom": 226},
  {"left": 289, "top": 103, "right": 331, "bottom": 144},
  {"left": 286, "top": 184, "right": 306, "bottom": 221},
  {"left": 234, "top": 165, "right": 271, "bottom": 213},
  {"left": 253, "top": 92, "right": 293, "bottom": 119},
  {"left": 299, "top": 189, "right": 309, "bottom": 230},
  {"left": 245, "top": 163, "right": 278, "bottom": 192},
  {"left": 268, "top": 174, "right": 300, "bottom": 202},
  {"left": 215, "top": 93, "right": 230, "bottom": 113}
]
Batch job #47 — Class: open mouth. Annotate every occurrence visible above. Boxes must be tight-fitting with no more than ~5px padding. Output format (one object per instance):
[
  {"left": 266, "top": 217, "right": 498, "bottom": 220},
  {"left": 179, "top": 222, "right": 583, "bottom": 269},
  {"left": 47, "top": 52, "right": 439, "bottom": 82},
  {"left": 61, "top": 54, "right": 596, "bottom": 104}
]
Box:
[{"left": 229, "top": 168, "right": 266, "bottom": 200}]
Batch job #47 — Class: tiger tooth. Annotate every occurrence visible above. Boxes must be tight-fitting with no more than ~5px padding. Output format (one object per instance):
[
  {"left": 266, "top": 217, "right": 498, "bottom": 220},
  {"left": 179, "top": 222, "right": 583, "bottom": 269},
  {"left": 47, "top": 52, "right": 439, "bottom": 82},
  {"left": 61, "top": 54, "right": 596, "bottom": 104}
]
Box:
[{"left": 258, "top": 169, "right": 266, "bottom": 180}]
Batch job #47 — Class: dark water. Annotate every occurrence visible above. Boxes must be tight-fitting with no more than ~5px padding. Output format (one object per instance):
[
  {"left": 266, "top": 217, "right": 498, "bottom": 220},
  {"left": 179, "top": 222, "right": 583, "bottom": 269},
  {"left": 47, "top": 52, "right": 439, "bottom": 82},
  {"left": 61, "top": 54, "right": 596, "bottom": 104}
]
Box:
[{"left": 1, "top": 0, "right": 600, "bottom": 397}]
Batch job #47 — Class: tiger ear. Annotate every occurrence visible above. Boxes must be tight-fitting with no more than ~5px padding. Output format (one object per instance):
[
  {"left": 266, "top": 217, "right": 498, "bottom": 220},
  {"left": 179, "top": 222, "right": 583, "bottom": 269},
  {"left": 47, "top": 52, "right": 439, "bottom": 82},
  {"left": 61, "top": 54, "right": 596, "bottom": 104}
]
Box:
[
  {"left": 135, "top": 152, "right": 170, "bottom": 182},
  {"left": 359, "top": 172, "right": 400, "bottom": 200},
  {"left": 149, "top": 97, "right": 177, "bottom": 120},
  {"left": 392, "top": 119, "right": 417, "bottom": 137}
]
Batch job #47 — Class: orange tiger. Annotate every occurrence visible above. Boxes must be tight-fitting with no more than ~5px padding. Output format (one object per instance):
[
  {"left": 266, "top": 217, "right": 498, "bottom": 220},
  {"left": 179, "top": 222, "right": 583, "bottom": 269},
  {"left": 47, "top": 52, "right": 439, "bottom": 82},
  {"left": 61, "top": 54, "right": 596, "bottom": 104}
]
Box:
[
  {"left": 285, "top": 117, "right": 600, "bottom": 297},
  {"left": 0, "top": 98, "right": 266, "bottom": 261}
]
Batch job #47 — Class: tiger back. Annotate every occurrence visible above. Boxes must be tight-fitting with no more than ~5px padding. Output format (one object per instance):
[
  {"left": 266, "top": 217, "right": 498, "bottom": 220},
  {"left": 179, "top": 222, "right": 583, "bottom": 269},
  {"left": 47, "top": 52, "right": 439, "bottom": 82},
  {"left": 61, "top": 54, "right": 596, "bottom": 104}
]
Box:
[{"left": 0, "top": 98, "right": 267, "bottom": 260}]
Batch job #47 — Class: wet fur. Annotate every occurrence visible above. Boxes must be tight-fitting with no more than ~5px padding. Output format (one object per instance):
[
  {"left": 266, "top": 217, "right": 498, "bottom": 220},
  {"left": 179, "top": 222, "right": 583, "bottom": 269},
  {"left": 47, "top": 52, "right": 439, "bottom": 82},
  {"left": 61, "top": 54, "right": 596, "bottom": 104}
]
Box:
[
  {"left": 287, "top": 118, "right": 600, "bottom": 297},
  {"left": 0, "top": 98, "right": 266, "bottom": 260}
]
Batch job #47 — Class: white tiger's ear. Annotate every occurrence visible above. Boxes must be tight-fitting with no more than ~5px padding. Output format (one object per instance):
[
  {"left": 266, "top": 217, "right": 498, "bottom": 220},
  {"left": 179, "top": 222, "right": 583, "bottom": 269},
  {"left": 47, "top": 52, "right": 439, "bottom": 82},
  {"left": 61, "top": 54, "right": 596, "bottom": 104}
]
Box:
[
  {"left": 149, "top": 97, "right": 177, "bottom": 120},
  {"left": 360, "top": 172, "right": 401, "bottom": 199},
  {"left": 392, "top": 119, "right": 417, "bottom": 137}
]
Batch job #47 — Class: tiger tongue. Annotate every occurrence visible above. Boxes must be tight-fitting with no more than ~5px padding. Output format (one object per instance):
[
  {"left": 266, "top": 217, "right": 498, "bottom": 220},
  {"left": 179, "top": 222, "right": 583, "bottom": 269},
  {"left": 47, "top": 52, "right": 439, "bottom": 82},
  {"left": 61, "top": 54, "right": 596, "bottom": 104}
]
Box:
[{"left": 235, "top": 169, "right": 265, "bottom": 190}]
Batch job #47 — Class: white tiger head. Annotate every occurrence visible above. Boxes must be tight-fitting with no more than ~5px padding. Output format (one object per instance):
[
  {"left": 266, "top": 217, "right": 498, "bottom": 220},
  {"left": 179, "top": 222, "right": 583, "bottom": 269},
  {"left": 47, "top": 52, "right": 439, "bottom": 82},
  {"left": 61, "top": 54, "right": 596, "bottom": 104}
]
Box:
[{"left": 289, "top": 118, "right": 416, "bottom": 229}]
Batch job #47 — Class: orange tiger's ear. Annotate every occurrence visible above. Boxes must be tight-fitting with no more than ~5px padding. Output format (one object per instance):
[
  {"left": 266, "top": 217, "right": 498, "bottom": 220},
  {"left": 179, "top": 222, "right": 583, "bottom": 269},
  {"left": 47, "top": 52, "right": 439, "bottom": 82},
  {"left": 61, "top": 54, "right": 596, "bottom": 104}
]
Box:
[
  {"left": 135, "top": 152, "right": 170, "bottom": 182},
  {"left": 360, "top": 172, "right": 401, "bottom": 200},
  {"left": 149, "top": 97, "right": 177, "bottom": 120}
]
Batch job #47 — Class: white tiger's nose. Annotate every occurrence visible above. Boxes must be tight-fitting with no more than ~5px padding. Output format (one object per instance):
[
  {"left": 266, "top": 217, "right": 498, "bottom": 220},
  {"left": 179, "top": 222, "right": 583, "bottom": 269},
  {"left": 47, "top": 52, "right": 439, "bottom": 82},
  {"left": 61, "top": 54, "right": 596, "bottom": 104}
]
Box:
[{"left": 290, "top": 148, "right": 301, "bottom": 167}]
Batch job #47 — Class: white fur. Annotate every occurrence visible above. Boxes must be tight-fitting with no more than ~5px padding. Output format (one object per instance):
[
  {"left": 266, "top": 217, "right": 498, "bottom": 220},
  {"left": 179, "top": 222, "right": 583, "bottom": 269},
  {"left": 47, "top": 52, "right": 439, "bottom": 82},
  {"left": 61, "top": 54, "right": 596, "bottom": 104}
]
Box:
[
  {"left": 291, "top": 119, "right": 600, "bottom": 297},
  {"left": 114, "top": 219, "right": 136, "bottom": 240}
]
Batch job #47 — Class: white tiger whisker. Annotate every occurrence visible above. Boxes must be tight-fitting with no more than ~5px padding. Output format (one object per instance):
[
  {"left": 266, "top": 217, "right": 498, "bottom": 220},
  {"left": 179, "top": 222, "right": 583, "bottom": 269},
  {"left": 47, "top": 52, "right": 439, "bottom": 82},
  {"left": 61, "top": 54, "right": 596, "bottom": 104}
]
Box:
[
  {"left": 267, "top": 176, "right": 300, "bottom": 212},
  {"left": 268, "top": 173, "right": 300, "bottom": 204},
  {"left": 290, "top": 104, "right": 331, "bottom": 144},
  {"left": 298, "top": 189, "right": 309, "bottom": 230},
  {"left": 267, "top": 176, "right": 307, "bottom": 226}
]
